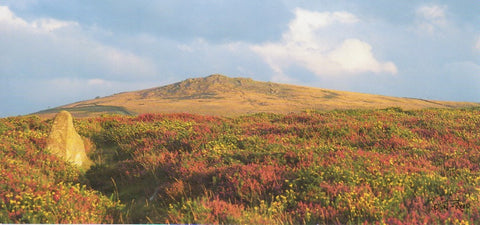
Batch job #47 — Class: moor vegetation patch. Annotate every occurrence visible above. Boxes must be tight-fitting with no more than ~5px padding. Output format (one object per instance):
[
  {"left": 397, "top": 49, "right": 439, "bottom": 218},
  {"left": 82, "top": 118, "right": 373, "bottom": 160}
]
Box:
[{"left": 2, "top": 107, "right": 480, "bottom": 223}]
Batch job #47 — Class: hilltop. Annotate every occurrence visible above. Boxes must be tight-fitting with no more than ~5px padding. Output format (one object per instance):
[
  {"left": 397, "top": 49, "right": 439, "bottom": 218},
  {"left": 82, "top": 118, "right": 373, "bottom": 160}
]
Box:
[{"left": 35, "top": 74, "right": 480, "bottom": 117}]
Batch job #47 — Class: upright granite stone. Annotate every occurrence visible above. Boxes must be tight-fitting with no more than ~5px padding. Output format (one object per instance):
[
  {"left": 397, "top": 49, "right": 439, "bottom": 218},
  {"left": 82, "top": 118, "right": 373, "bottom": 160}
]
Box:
[{"left": 46, "top": 111, "right": 92, "bottom": 170}]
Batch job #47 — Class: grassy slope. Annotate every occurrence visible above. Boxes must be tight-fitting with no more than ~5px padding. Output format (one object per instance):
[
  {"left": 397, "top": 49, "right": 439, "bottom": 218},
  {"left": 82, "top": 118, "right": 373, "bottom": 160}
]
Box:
[{"left": 35, "top": 74, "right": 480, "bottom": 118}]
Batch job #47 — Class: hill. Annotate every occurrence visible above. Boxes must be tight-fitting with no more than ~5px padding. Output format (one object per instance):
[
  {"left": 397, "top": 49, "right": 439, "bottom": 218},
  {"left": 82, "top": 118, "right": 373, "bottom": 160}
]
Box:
[{"left": 35, "top": 74, "right": 480, "bottom": 117}]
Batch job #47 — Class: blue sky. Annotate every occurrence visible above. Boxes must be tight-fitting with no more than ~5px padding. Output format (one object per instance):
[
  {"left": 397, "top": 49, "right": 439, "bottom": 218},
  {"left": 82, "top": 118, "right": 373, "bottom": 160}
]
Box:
[{"left": 0, "top": 1, "right": 479, "bottom": 117}]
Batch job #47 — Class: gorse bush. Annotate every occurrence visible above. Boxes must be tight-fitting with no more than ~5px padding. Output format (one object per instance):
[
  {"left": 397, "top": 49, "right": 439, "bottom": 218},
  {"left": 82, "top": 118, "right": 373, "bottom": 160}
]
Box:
[{"left": 2, "top": 108, "right": 480, "bottom": 223}]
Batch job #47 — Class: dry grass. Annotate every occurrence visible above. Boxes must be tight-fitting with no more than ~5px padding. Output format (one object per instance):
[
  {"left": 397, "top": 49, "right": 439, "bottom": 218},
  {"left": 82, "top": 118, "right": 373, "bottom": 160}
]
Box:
[{"left": 36, "top": 74, "right": 480, "bottom": 118}]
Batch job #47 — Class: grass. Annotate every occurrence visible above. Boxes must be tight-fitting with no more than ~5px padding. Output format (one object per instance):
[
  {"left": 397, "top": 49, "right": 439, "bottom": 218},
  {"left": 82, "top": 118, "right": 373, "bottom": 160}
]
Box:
[
  {"left": 32, "top": 75, "right": 480, "bottom": 118},
  {"left": 35, "top": 105, "right": 134, "bottom": 118}
]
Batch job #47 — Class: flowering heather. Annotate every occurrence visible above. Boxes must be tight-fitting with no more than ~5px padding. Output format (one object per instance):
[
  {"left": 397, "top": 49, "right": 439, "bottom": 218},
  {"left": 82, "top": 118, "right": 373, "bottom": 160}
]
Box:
[{"left": 2, "top": 107, "right": 480, "bottom": 223}]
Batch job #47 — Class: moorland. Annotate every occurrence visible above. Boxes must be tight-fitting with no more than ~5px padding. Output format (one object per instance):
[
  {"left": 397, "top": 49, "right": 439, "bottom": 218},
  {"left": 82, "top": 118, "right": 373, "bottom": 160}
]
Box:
[
  {"left": 2, "top": 106, "right": 480, "bottom": 223},
  {"left": 35, "top": 74, "right": 480, "bottom": 118}
]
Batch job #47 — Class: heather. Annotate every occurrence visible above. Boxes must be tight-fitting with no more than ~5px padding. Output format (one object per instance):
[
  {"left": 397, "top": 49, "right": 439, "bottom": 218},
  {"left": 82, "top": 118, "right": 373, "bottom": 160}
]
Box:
[
  {"left": 0, "top": 116, "right": 122, "bottom": 223},
  {"left": 2, "top": 107, "right": 480, "bottom": 223}
]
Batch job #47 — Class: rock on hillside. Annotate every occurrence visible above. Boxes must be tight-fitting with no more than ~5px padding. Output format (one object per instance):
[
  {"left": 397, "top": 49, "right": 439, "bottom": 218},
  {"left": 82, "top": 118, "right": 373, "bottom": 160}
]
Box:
[{"left": 46, "top": 111, "right": 92, "bottom": 170}]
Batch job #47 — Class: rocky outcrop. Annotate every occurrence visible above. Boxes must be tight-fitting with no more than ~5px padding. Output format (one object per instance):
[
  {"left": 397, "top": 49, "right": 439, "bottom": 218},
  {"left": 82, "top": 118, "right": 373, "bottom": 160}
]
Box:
[{"left": 46, "top": 111, "right": 92, "bottom": 170}]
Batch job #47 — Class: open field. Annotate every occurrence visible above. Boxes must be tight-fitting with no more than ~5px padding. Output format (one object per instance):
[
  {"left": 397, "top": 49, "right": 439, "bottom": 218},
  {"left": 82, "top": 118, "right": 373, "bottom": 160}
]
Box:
[{"left": 3, "top": 107, "right": 480, "bottom": 223}]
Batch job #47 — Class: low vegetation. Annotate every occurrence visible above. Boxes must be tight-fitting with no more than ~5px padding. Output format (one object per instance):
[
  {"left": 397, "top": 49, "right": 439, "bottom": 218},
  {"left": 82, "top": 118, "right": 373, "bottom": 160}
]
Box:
[
  {"left": 35, "top": 104, "right": 133, "bottom": 118},
  {"left": 2, "top": 107, "right": 480, "bottom": 223},
  {"left": 0, "top": 116, "right": 123, "bottom": 223},
  {"left": 36, "top": 75, "right": 480, "bottom": 118}
]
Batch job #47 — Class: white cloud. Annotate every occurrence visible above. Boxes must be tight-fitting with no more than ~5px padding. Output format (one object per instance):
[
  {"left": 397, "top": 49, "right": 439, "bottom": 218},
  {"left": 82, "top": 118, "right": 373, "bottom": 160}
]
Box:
[
  {"left": 0, "top": 5, "right": 28, "bottom": 27},
  {"left": 0, "top": 5, "right": 77, "bottom": 33},
  {"left": 32, "top": 18, "right": 78, "bottom": 32},
  {"left": 329, "top": 39, "right": 397, "bottom": 74},
  {"left": 283, "top": 8, "right": 358, "bottom": 50},
  {"left": 251, "top": 8, "right": 397, "bottom": 79},
  {"left": 0, "top": 5, "right": 157, "bottom": 79},
  {"left": 415, "top": 4, "right": 448, "bottom": 34}
]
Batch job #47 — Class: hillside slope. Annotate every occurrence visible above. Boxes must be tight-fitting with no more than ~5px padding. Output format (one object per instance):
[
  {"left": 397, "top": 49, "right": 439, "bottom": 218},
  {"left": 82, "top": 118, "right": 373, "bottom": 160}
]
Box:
[{"left": 35, "top": 74, "right": 480, "bottom": 117}]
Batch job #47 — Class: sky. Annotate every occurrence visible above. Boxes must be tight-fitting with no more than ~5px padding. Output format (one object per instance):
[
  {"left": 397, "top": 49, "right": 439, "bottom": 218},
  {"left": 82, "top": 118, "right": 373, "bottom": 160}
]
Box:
[{"left": 0, "top": 0, "right": 479, "bottom": 117}]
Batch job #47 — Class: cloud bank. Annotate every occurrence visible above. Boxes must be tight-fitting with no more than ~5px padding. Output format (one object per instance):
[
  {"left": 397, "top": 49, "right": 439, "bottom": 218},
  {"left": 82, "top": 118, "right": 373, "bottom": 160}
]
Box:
[
  {"left": 252, "top": 8, "right": 397, "bottom": 81},
  {"left": 0, "top": 6, "right": 157, "bottom": 81}
]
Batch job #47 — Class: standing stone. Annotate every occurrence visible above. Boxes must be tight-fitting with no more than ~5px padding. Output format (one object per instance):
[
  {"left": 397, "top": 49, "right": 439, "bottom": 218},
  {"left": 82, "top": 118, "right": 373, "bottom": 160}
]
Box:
[{"left": 46, "top": 110, "right": 92, "bottom": 170}]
